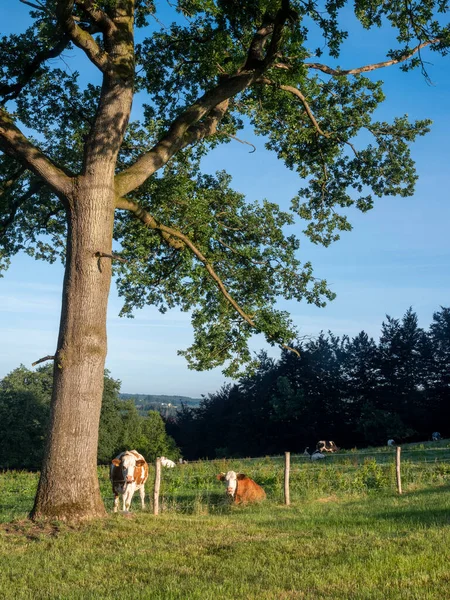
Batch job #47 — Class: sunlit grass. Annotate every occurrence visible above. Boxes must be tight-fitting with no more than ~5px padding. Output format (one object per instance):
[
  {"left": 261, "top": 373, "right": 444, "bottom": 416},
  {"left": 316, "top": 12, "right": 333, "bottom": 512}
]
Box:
[
  {"left": 1, "top": 487, "right": 449, "bottom": 599},
  {"left": 1, "top": 442, "right": 449, "bottom": 598},
  {"left": 2, "top": 440, "right": 450, "bottom": 522}
]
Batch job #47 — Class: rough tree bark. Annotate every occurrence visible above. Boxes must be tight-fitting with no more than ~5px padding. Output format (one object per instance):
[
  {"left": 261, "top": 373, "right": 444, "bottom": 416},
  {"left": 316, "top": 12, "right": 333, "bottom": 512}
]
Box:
[{"left": 31, "top": 177, "right": 115, "bottom": 520}]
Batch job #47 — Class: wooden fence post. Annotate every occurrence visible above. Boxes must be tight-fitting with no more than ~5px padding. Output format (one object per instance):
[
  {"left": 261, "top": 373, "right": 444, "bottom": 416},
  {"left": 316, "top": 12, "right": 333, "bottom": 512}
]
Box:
[
  {"left": 396, "top": 446, "right": 402, "bottom": 495},
  {"left": 153, "top": 457, "right": 161, "bottom": 515},
  {"left": 284, "top": 451, "right": 290, "bottom": 506}
]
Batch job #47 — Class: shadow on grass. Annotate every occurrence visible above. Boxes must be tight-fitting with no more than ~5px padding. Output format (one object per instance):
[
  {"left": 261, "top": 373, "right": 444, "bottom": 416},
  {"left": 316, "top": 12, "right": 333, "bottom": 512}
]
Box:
[
  {"left": 401, "top": 483, "right": 450, "bottom": 496},
  {"left": 373, "top": 484, "right": 450, "bottom": 528},
  {"left": 374, "top": 506, "right": 450, "bottom": 528}
]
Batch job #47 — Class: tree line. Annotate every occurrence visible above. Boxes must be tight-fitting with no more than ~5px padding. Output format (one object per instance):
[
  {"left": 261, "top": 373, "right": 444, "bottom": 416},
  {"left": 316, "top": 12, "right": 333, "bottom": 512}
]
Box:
[
  {"left": 2, "top": 305, "right": 448, "bottom": 470},
  {"left": 0, "top": 365, "right": 179, "bottom": 471},
  {"left": 168, "top": 307, "right": 450, "bottom": 459}
]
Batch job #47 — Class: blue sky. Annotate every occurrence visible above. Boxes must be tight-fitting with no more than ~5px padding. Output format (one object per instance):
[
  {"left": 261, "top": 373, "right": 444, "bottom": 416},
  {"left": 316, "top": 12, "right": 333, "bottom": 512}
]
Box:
[{"left": 1, "top": 3, "right": 449, "bottom": 397}]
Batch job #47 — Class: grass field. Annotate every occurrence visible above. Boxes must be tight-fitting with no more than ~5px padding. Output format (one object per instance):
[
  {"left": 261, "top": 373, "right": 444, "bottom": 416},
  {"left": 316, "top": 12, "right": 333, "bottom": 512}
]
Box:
[{"left": 1, "top": 443, "right": 450, "bottom": 599}]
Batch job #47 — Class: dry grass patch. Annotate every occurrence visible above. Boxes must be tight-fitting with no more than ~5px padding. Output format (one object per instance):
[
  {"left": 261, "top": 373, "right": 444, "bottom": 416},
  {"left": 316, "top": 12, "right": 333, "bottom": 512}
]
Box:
[{"left": 317, "top": 494, "right": 339, "bottom": 503}]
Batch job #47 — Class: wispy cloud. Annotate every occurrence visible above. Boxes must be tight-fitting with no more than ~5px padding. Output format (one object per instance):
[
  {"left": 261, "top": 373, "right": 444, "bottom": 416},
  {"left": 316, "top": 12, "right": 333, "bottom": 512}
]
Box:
[
  {"left": 2, "top": 280, "right": 62, "bottom": 293},
  {"left": 0, "top": 293, "right": 60, "bottom": 314}
]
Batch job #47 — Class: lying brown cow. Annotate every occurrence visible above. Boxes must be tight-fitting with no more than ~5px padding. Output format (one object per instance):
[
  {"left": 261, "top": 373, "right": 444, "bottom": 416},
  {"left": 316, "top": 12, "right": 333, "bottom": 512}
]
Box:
[{"left": 217, "top": 470, "right": 266, "bottom": 504}]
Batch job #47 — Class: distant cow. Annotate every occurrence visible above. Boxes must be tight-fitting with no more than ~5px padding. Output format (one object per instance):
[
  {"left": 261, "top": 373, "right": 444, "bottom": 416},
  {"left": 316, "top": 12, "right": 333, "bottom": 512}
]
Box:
[
  {"left": 110, "top": 450, "right": 148, "bottom": 513},
  {"left": 216, "top": 471, "right": 266, "bottom": 504},
  {"left": 432, "top": 432, "right": 441, "bottom": 441},
  {"left": 304, "top": 447, "right": 325, "bottom": 461},
  {"left": 160, "top": 456, "right": 176, "bottom": 468},
  {"left": 387, "top": 439, "right": 396, "bottom": 447},
  {"left": 316, "top": 440, "right": 339, "bottom": 453},
  {"left": 310, "top": 450, "right": 325, "bottom": 461}
]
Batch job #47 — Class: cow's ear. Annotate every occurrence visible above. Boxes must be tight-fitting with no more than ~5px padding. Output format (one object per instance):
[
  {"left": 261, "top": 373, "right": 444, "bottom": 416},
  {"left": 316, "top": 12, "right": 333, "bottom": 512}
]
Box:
[
  {"left": 111, "top": 459, "right": 121, "bottom": 467},
  {"left": 136, "top": 459, "right": 146, "bottom": 466},
  {"left": 237, "top": 473, "right": 247, "bottom": 480},
  {"left": 216, "top": 474, "right": 225, "bottom": 481}
]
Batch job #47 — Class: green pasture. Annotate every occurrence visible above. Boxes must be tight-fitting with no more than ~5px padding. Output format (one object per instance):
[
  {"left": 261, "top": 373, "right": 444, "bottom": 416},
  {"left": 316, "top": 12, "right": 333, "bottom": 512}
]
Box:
[
  {"left": 2, "top": 443, "right": 450, "bottom": 521},
  {"left": 1, "top": 445, "right": 450, "bottom": 599}
]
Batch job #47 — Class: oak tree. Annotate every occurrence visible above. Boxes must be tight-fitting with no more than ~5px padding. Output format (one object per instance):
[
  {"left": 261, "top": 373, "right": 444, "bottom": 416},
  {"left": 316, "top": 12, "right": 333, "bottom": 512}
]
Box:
[{"left": 1, "top": 0, "right": 448, "bottom": 520}]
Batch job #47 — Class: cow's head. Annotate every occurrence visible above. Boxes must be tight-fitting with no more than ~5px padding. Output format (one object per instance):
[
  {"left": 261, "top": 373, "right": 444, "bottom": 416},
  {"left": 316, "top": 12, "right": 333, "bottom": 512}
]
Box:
[
  {"left": 112, "top": 452, "right": 145, "bottom": 485},
  {"left": 216, "top": 471, "right": 246, "bottom": 497}
]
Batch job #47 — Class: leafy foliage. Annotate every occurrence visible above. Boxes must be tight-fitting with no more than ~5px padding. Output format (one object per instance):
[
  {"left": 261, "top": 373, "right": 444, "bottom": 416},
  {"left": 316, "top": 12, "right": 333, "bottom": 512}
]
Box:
[
  {"left": 0, "top": 365, "right": 179, "bottom": 468},
  {"left": 0, "top": 364, "right": 51, "bottom": 470},
  {"left": 1, "top": 0, "right": 449, "bottom": 375}
]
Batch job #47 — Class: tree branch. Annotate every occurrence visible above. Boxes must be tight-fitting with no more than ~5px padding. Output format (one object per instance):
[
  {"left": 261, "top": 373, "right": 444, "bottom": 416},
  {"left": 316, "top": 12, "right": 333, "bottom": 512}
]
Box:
[
  {"left": 115, "top": 73, "right": 258, "bottom": 196},
  {"left": 117, "top": 197, "right": 301, "bottom": 357},
  {"left": 0, "top": 167, "right": 26, "bottom": 196},
  {"left": 115, "top": 198, "right": 185, "bottom": 249},
  {"left": 115, "top": 5, "right": 295, "bottom": 197},
  {"left": 306, "top": 39, "right": 439, "bottom": 76},
  {"left": 0, "top": 109, "right": 72, "bottom": 197},
  {"left": 94, "top": 251, "right": 128, "bottom": 263},
  {"left": 115, "top": 197, "right": 258, "bottom": 329},
  {"left": 0, "top": 35, "right": 71, "bottom": 103},
  {"left": 74, "top": 0, "right": 117, "bottom": 38},
  {"left": 244, "top": 20, "right": 276, "bottom": 70},
  {"left": 256, "top": 77, "right": 331, "bottom": 137},
  {"left": 182, "top": 99, "right": 230, "bottom": 146},
  {"left": 256, "top": 77, "right": 363, "bottom": 159},
  {"left": 32, "top": 355, "right": 55, "bottom": 367},
  {"left": 19, "top": 0, "right": 53, "bottom": 17},
  {"left": 219, "top": 133, "right": 256, "bottom": 153},
  {"left": 263, "top": 0, "right": 298, "bottom": 69},
  {"left": 0, "top": 180, "right": 45, "bottom": 236},
  {"left": 56, "top": 0, "right": 114, "bottom": 74}
]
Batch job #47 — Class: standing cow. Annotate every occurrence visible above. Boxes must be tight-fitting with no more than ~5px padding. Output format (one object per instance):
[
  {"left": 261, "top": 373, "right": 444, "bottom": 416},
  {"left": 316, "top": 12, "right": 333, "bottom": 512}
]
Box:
[
  {"left": 216, "top": 471, "right": 266, "bottom": 504},
  {"left": 432, "top": 432, "right": 441, "bottom": 441},
  {"left": 110, "top": 450, "right": 149, "bottom": 513},
  {"left": 316, "top": 440, "right": 339, "bottom": 453}
]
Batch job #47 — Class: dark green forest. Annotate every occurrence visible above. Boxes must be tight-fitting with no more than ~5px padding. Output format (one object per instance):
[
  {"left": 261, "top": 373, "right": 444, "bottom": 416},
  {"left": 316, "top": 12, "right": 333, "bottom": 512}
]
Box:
[
  {"left": 168, "top": 307, "right": 450, "bottom": 459},
  {"left": 1, "top": 306, "right": 449, "bottom": 469},
  {"left": 0, "top": 367, "right": 179, "bottom": 470}
]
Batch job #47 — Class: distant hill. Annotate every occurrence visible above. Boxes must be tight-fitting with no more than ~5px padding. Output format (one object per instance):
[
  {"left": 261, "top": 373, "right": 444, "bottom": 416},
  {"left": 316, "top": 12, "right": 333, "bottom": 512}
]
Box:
[{"left": 119, "top": 393, "right": 202, "bottom": 417}]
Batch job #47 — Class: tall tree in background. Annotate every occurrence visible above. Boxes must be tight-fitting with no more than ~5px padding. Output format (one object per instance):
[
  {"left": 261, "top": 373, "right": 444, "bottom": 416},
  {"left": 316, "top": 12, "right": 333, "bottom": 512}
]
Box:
[
  {"left": 0, "top": 365, "right": 161, "bottom": 468},
  {"left": 428, "top": 307, "right": 450, "bottom": 428},
  {"left": 1, "top": 1, "right": 449, "bottom": 520},
  {"left": 378, "top": 308, "right": 429, "bottom": 433},
  {"left": 342, "top": 331, "right": 380, "bottom": 441},
  {"left": 0, "top": 365, "right": 52, "bottom": 470},
  {"left": 170, "top": 308, "right": 450, "bottom": 458}
]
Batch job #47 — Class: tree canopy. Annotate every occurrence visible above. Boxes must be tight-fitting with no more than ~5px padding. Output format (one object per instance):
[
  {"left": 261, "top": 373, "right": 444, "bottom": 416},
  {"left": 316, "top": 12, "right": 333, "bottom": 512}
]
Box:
[{"left": 2, "top": 0, "right": 449, "bottom": 375}]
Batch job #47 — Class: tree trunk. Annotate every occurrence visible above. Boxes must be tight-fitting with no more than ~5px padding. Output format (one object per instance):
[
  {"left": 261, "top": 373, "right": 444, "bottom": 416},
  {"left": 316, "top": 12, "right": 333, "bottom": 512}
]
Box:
[{"left": 31, "top": 175, "right": 115, "bottom": 521}]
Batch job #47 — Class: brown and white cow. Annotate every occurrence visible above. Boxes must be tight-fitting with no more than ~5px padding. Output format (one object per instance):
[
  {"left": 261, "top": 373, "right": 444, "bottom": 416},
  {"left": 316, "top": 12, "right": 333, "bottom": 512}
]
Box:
[
  {"left": 316, "top": 440, "right": 339, "bottom": 453},
  {"left": 216, "top": 471, "right": 266, "bottom": 504},
  {"left": 110, "top": 450, "right": 149, "bottom": 513}
]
